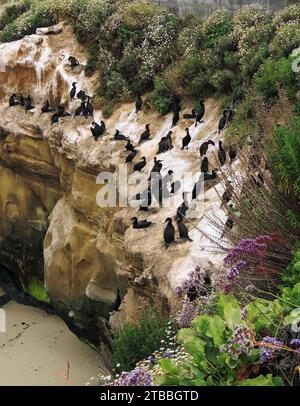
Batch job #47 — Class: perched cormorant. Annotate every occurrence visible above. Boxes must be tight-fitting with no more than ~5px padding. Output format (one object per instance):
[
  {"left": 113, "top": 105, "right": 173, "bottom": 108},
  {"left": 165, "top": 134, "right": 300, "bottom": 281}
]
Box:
[
  {"left": 74, "top": 102, "right": 84, "bottom": 116},
  {"left": 131, "top": 217, "right": 153, "bottom": 229},
  {"left": 199, "top": 140, "right": 215, "bottom": 157},
  {"left": 195, "top": 100, "right": 205, "bottom": 127},
  {"left": 20, "top": 94, "right": 25, "bottom": 107},
  {"left": 229, "top": 144, "right": 237, "bottom": 162},
  {"left": 41, "top": 100, "right": 54, "bottom": 113},
  {"left": 135, "top": 93, "right": 143, "bottom": 113},
  {"left": 172, "top": 110, "right": 180, "bottom": 127},
  {"left": 218, "top": 110, "right": 228, "bottom": 133},
  {"left": 68, "top": 56, "right": 79, "bottom": 68},
  {"left": 166, "top": 131, "right": 173, "bottom": 150},
  {"left": 114, "top": 130, "right": 128, "bottom": 141},
  {"left": 126, "top": 148, "right": 137, "bottom": 163},
  {"left": 164, "top": 217, "right": 175, "bottom": 249},
  {"left": 51, "top": 113, "right": 60, "bottom": 125},
  {"left": 125, "top": 140, "right": 135, "bottom": 152},
  {"left": 171, "top": 96, "right": 181, "bottom": 112},
  {"left": 192, "top": 177, "right": 202, "bottom": 200},
  {"left": 177, "top": 192, "right": 189, "bottom": 219},
  {"left": 204, "top": 169, "right": 218, "bottom": 182},
  {"left": 170, "top": 180, "right": 181, "bottom": 195},
  {"left": 218, "top": 140, "right": 226, "bottom": 166},
  {"left": 157, "top": 131, "right": 173, "bottom": 154},
  {"left": 201, "top": 157, "right": 209, "bottom": 174},
  {"left": 77, "top": 90, "right": 88, "bottom": 102},
  {"left": 177, "top": 218, "right": 193, "bottom": 241},
  {"left": 70, "top": 82, "right": 76, "bottom": 100},
  {"left": 183, "top": 109, "right": 196, "bottom": 119},
  {"left": 149, "top": 157, "right": 162, "bottom": 178},
  {"left": 162, "top": 169, "right": 173, "bottom": 183},
  {"left": 133, "top": 156, "right": 146, "bottom": 172},
  {"left": 91, "top": 121, "right": 105, "bottom": 140},
  {"left": 86, "top": 96, "right": 93, "bottom": 116},
  {"left": 139, "top": 124, "right": 151, "bottom": 143},
  {"left": 221, "top": 182, "right": 233, "bottom": 205},
  {"left": 57, "top": 105, "right": 71, "bottom": 117},
  {"left": 9, "top": 93, "right": 19, "bottom": 106},
  {"left": 181, "top": 128, "right": 191, "bottom": 150},
  {"left": 25, "top": 95, "right": 34, "bottom": 112},
  {"left": 81, "top": 102, "right": 89, "bottom": 118}
]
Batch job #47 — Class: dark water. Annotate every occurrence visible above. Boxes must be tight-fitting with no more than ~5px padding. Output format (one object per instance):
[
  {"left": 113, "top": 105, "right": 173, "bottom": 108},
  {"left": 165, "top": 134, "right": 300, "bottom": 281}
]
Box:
[{"left": 151, "top": 0, "right": 297, "bottom": 17}]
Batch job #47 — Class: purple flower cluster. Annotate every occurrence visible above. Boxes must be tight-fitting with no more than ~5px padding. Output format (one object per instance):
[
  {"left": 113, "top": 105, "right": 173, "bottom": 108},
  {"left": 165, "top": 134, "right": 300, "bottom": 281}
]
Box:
[
  {"left": 290, "top": 339, "right": 300, "bottom": 349},
  {"left": 177, "top": 299, "right": 197, "bottom": 328},
  {"left": 224, "top": 235, "right": 272, "bottom": 265},
  {"left": 106, "top": 368, "right": 153, "bottom": 386},
  {"left": 220, "top": 325, "right": 253, "bottom": 360},
  {"left": 227, "top": 260, "right": 247, "bottom": 280},
  {"left": 259, "top": 336, "right": 283, "bottom": 364},
  {"left": 214, "top": 272, "right": 231, "bottom": 295},
  {"left": 175, "top": 268, "right": 205, "bottom": 298}
]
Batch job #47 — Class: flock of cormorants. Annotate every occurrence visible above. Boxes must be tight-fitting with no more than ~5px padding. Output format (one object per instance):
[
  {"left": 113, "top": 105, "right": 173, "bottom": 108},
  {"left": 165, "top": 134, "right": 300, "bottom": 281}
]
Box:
[{"left": 7, "top": 55, "right": 238, "bottom": 249}]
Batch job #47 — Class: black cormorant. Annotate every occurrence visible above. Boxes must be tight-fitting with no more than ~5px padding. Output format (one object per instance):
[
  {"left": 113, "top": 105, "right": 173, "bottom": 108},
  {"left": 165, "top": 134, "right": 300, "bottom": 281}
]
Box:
[
  {"left": 68, "top": 56, "right": 79, "bottom": 68},
  {"left": 135, "top": 93, "right": 143, "bottom": 113},
  {"left": 139, "top": 124, "right": 151, "bottom": 143},
  {"left": 164, "top": 217, "right": 175, "bottom": 248},
  {"left": 181, "top": 128, "right": 191, "bottom": 150},
  {"left": 70, "top": 82, "right": 76, "bottom": 100},
  {"left": 229, "top": 144, "right": 237, "bottom": 162},
  {"left": 201, "top": 157, "right": 209, "bottom": 174},
  {"left": 199, "top": 140, "right": 215, "bottom": 157},
  {"left": 133, "top": 156, "right": 146, "bottom": 172},
  {"left": 177, "top": 218, "right": 193, "bottom": 241},
  {"left": 218, "top": 140, "right": 226, "bottom": 166},
  {"left": 131, "top": 217, "right": 153, "bottom": 229},
  {"left": 195, "top": 100, "right": 205, "bottom": 127}
]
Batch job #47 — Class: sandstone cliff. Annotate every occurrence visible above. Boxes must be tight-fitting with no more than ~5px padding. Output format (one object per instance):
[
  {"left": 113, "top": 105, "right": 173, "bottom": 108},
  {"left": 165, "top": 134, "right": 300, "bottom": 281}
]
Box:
[{"left": 0, "top": 23, "right": 232, "bottom": 333}]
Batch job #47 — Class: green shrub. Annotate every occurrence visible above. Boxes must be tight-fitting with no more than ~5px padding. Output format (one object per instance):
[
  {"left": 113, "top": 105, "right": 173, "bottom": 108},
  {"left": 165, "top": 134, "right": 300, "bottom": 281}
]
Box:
[
  {"left": 84, "top": 46, "right": 100, "bottom": 77},
  {"left": 254, "top": 57, "right": 297, "bottom": 99},
  {"left": 200, "top": 8, "right": 233, "bottom": 49},
  {"left": 269, "top": 22, "right": 300, "bottom": 58},
  {"left": 117, "top": 53, "right": 139, "bottom": 85},
  {"left": 0, "top": 0, "right": 30, "bottom": 30},
  {"left": 267, "top": 117, "right": 300, "bottom": 199},
  {"left": 147, "top": 76, "right": 174, "bottom": 115},
  {"left": 225, "top": 94, "right": 259, "bottom": 144},
  {"left": 0, "top": 7, "right": 56, "bottom": 41},
  {"left": 112, "top": 307, "right": 169, "bottom": 373}
]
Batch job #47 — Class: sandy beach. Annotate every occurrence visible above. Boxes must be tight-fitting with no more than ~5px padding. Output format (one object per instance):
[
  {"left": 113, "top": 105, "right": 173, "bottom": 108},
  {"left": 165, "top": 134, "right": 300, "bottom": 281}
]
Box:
[{"left": 0, "top": 301, "right": 106, "bottom": 386}]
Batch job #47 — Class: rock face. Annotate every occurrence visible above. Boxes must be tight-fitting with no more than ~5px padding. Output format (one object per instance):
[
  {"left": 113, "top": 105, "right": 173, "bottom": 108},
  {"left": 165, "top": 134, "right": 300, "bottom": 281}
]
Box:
[{"left": 0, "top": 24, "right": 230, "bottom": 333}]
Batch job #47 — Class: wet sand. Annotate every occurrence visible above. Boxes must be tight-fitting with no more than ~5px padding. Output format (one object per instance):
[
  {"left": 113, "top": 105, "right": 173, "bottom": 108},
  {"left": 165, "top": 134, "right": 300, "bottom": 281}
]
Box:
[{"left": 0, "top": 301, "right": 106, "bottom": 386}]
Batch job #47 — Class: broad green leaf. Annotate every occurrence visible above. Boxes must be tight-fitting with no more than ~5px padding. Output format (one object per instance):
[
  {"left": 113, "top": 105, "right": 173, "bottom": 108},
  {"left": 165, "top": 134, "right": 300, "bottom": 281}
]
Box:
[
  {"left": 177, "top": 328, "right": 195, "bottom": 343},
  {"left": 159, "top": 358, "right": 178, "bottom": 374},
  {"left": 193, "top": 315, "right": 210, "bottom": 334},
  {"left": 237, "top": 374, "right": 283, "bottom": 386},
  {"left": 206, "top": 315, "right": 225, "bottom": 346}
]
